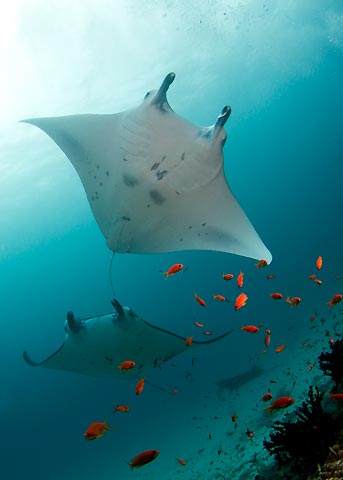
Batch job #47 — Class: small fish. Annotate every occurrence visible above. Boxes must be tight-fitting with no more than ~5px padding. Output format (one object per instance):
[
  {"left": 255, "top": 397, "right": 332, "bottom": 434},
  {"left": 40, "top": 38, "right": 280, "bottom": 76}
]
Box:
[
  {"left": 241, "top": 325, "right": 259, "bottom": 333},
  {"left": 308, "top": 274, "right": 316, "bottom": 280},
  {"left": 266, "top": 274, "right": 276, "bottom": 280},
  {"left": 129, "top": 449, "right": 160, "bottom": 470},
  {"left": 315, "top": 279, "right": 322, "bottom": 285},
  {"left": 118, "top": 360, "right": 136, "bottom": 372},
  {"left": 84, "top": 420, "right": 111, "bottom": 440},
  {"left": 327, "top": 294, "right": 342, "bottom": 308},
  {"left": 255, "top": 259, "right": 268, "bottom": 269},
  {"left": 176, "top": 458, "right": 187, "bottom": 466},
  {"left": 285, "top": 296, "right": 291, "bottom": 304},
  {"left": 265, "top": 396, "right": 295, "bottom": 412},
  {"left": 310, "top": 314, "right": 316, "bottom": 322},
  {"left": 291, "top": 297, "right": 301, "bottom": 307},
  {"left": 270, "top": 292, "right": 283, "bottom": 300},
  {"left": 264, "top": 329, "right": 271, "bottom": 347},
  {"left": 222, "top": 273, "right": 234, "bottom": 281},
  {"left": 246, "top": 429, "right": 254, "bottom": 438},
  {"left": 185, "top": 336, "right": 193, "bottom": 346},
  {"left": 113, "top": 404, "right": 129, "bottom": 414},
  {"left": 162, "top": 263, "right": 183, "bottom": 278},
  {"left": 135, "top": 378, "right": 145, "bottom": 396},
  {"left": 213, "top": 294, "right": 228, "bottom": 302},
  {"left": 262, "top": 393, "right": 273, "bottom": 402},
  {"left": 335, "top": 274, "right": 340, "bottom": 280},
  {"left": 275, "top": 344, "right": 286, "bottom": 353},
  {"left": 316, "top": 256, "right": 323, "bottom": 270},
  {"left": 328, "top": 393, "right": 343, "bottom": 401},
  {"left": 231, "top": 414, "right": 238, "bottom": 422},
  {"left": 237, "top": 271, "right": 244, "bottom": 288},
  {"left": 203, "top": 331, "right": 213, "bottom": 335},
  {"left": 194, "top": 321, "right": 204, "bottom": 328},
  {"left": 235, "top": 292, "right": 248, "bottom": 311},
  {"left": 194, "top": 293, "right": 206, "bottom": 307}
]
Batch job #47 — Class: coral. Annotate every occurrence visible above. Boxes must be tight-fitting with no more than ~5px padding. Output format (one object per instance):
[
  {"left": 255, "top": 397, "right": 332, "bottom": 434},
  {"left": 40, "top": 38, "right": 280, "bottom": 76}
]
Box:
[
  {"left": 263, "top": 386, "right": 341, "bottom": 479},
  {"left": 318, "top": 337, "right": 343, "bottom": 390}
]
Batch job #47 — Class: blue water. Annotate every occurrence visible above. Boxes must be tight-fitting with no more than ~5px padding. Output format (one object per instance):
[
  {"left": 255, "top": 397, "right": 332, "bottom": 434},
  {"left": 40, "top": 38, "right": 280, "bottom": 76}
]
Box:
[{"left": 1, "top": 1, "right": 342, "bottom": 479}]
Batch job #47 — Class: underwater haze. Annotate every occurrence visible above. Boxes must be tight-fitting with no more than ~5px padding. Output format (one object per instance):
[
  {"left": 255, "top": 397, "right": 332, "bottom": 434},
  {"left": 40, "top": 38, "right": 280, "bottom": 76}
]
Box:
[{"left": 1, "top": 1, "right": 342, "bottom": 479}]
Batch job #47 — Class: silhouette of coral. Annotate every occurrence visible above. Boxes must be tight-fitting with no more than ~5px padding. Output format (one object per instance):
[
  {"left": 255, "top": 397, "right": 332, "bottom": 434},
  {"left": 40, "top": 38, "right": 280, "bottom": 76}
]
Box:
[
  {"left": 318, "top": 337, "right": 343, "bottom": 390},
  {"left": 263, "top": 386, "right": 341, "bottom": 479}
]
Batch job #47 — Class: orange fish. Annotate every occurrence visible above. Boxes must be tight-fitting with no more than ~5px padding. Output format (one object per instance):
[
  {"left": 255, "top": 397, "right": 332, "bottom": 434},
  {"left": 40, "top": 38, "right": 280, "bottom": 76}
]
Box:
[
  {"left": 194, "top": 293, "right": 206, "bottom": 307},
  {"left": 118, "top": 360, "right": 136, "bottom": 372},
  {"left": 291, "top": 297, "right": 301, "bottom": 307},
  {"left": 235, "top": 292, "right": 248, "bottom": 311},
  {"left": 237, "top": 271, "right": 244, "bottom": 288},
  {"left": 84, "top": 420, "right": 111, "bottom": 440},
  {"left": 275, "top": 344, "right": 286, "bottom": 353},
  {"left": 162, "top": 263, "right": 183, "bottom": 278},
  {"left": 255, "top": 259, "right": 268, "bottom": 269},
  {"left": 204, "top": 331, "right": 213, "bottom": 335},
  {"left": 194, "top": 321, "right": 204, "bottom": 328},
  {"left": 185, "top": 336, "right": 193, "bottom": 346},
  {"left": 265, "top": 396, "right": 295, "bottom": 412},
  {"left": 266, "top": 274, "right": 276, "bottom": 280},
  {"left": 241, "top": 325, "right": 259, "bottom": 333},
  {"left": 328, "top": 393, "right": 343, "bottom": 401},
  {"left": 176, "top": 458, "right": 187, "bottom": 466},
  {"left": 310, "top": 314, "right": 316, "bottom": 322},
  {"left": 327, "top": 293, "right": 342, "bottom": 308},
  {"left": 264, "top": 329, "right": 271, "bottom": 347},
  {"left": 308, "top": 274, "right": 316, "bottom": 280},
  {"left": 262, "top": 393, "right": 273, "bottom": 402},
  {"left": 270, "top": 292, "right": 283, "bottom": 300},
  {"left": 135, "top": 378, "right": 145, "bottom": 396},
  {"left": 231, "top": 414, "right": 238, "bottom": 422},
  {"left": 222, "top": 273, "right": 234, "bottom": 281},
  {"left": 129, "top": 449, "right": 160, "bottom": 470},
  {"left": 113, "top": 404, "right": 129, "bottom": 414},
  {"left": 315, "top": 279, "right": 322, "bottom": 285},
  {"left": 316, "top": 256, "right": 323, "bottom": 270},
  {"left": 285, "top": 296, "right": 291, "bottom": 304},
  {"left": 213, "top": 294, "right": 228, "bottom": 302}
]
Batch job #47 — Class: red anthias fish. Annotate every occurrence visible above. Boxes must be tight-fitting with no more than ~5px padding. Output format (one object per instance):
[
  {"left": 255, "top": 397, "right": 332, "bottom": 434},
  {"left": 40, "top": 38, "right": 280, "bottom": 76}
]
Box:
[
  {"left": 129, "top": 449, "right": 160, "bottom": 470},
  {"left": 265, "top": 396, "right": 295, "bottom": 412}
]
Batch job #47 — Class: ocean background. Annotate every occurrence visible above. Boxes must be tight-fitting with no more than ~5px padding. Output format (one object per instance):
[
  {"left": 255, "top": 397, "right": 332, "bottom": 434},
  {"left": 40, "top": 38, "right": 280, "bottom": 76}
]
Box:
[{"left": 1, "top": 1, "right": 342, "bottom": 479}]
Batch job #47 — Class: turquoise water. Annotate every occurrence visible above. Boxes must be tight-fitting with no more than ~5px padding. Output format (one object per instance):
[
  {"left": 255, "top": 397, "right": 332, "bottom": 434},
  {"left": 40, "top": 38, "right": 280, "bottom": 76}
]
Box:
[{"left": 1, "top": 1, "right": 342, "bottom": 479}]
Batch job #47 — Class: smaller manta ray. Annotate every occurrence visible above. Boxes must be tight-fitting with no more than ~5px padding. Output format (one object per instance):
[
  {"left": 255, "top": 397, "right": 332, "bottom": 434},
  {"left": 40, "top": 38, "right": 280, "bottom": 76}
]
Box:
[{"left": 23, "top": 299, "right": 233, "bottom": 378}]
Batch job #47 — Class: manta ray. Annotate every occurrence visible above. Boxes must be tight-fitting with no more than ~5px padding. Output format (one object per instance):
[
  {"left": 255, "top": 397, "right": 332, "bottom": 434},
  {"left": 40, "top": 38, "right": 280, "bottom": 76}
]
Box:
[
  {"left": 23, "top": 298, "right": 233, "bottom": 378},
  {"left": 22, "top": 72, "right": 272, "bottom": 262}
]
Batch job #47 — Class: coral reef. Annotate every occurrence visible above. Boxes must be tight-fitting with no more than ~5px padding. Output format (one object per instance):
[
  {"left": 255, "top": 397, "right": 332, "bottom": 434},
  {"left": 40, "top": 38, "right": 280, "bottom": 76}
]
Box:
[
  {"left": 318, "top": 337, "right": 343, "bottom": 390},
  {"left": 263, "top": 386, "right": 341, "bottom": 479}
]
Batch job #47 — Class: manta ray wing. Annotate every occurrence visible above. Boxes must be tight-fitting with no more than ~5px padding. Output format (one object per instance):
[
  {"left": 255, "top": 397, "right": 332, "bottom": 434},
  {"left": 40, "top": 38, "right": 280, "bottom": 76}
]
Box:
[
  {"left": 22, "top": 73, "right": 272, "bottom": 262},
  {"left": 23, "top": 299, "right": 233, "bottom": 378}
]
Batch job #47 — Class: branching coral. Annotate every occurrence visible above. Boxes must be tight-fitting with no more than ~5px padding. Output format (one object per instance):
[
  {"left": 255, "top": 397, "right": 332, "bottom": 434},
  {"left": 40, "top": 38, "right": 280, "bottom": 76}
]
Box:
[
  {"left": 318, "top": 337, "right": 343, "bottom": 390},
  {"left": 263, "top": 386, "right": 341, "bottom": 479}
]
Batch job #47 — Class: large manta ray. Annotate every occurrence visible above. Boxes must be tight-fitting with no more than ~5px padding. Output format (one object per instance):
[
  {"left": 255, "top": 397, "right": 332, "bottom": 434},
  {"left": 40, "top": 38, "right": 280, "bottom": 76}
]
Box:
[
  {"left": 22, "top": 72, "right": 272, "bottom": 263},
  {"left": 23, "top": 299, "right": 233, "bottom": 378}
]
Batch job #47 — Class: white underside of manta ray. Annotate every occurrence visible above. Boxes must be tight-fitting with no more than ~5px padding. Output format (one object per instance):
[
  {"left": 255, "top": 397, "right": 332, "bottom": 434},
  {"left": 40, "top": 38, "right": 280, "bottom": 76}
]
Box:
[
  {"left": 23, "top": 298, "right": 233, "bottom": 378},
  {"left": 22, "top": 72, "right": 272, "bottom": 263}
]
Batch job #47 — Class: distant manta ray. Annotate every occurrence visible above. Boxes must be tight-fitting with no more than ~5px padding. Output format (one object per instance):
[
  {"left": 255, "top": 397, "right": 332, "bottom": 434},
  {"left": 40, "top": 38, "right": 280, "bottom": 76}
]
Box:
[
  {"left": 23, "top": 298, "right": 233, "bottom": 378},
  {"left": 22, "top": 72, "right": 272, "bottom": 263}
]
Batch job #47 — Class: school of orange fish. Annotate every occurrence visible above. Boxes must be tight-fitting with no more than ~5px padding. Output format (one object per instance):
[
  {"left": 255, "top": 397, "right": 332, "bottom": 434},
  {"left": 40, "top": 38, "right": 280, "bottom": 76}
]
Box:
[{"left": 83, "top": 256, "right": 342, "bottom": 472}]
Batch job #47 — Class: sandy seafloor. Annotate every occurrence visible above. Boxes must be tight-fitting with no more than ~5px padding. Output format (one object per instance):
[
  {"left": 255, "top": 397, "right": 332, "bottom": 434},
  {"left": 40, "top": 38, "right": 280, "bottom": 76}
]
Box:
[{"left": 0, "top": 1, "right": 342, "bottom": 479}]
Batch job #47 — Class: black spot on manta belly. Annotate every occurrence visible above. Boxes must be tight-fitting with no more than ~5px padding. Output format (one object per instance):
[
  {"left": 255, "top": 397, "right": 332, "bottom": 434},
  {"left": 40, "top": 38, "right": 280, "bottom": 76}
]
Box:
[
  {"left": 122, "top": 216, "right": 131, "bottom": 221},
  {"left": 156, "top": 170, "right": 168, "bottom": 181},
  {"left": 149, "top": 189, "right": 165, "bottom": 205},
  {"left": 123, "top": 173, "right": 138, "bottom": 187},
  {"left": 150, "top": 162, "right": 160, "bottom": 171}
]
